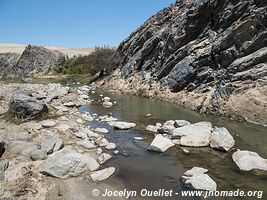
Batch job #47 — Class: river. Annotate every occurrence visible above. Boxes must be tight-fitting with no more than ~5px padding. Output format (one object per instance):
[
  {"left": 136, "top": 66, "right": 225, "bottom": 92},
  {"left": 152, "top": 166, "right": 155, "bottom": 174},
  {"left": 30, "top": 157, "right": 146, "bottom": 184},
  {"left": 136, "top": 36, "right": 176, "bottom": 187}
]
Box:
[{"left": 80, "top": 91, "right": 267, "bottom": 200}]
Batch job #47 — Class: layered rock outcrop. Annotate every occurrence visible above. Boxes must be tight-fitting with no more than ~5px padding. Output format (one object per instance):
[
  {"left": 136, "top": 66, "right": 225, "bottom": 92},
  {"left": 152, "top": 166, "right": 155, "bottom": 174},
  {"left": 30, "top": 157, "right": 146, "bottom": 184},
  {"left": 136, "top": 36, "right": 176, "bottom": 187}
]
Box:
[
  {"left": 13, "top": 45, "right": 63, "bottom": 77},
  {"left": 0, "top": 45, "right": 63, "bottom": 77},
  {"left": 0, "top": 53, "right": 20, "bottom": 75},
  {"left": 100, "top": 0, "right": 267, "bottom": 125}
]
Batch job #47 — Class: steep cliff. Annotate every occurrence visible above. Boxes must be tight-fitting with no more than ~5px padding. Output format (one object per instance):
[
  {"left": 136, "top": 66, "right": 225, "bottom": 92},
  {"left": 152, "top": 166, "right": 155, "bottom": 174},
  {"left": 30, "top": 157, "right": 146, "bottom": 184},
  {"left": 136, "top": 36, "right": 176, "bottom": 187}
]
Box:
[{"left": 100, "top": 0, "right": 267, "bottom": 125}]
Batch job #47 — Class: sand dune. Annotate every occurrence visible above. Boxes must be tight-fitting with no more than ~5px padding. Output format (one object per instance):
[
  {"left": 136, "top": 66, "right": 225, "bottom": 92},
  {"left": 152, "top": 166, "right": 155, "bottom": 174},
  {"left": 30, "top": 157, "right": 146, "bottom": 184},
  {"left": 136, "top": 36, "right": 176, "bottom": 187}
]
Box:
[{"left": 0, "top": 43, "right": 94, "bottom": 57}]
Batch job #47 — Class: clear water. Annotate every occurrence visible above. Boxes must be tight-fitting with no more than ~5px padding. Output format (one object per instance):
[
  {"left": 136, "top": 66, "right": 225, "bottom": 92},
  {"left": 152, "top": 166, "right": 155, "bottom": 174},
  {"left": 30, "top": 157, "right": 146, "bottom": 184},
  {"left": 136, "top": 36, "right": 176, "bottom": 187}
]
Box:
[{"left": 80, "top": 91, "right": 267, "bottom": 200}]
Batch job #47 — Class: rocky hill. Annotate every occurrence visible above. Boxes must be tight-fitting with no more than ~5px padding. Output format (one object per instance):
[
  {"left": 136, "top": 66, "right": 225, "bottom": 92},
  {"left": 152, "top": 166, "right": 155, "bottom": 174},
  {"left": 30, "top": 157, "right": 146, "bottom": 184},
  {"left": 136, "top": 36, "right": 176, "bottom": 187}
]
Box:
[
  {"left": 0, "top": 53, "right": 21, "bottom": 76},
  {"left": 0, "top": 44, "right": 94, "bottom": 77},
  {"left": 13, "top": 45, "right": 64, "bottom": 77},
  {"left": 99, "top": 0, "right": 267, "bottom": 125}
]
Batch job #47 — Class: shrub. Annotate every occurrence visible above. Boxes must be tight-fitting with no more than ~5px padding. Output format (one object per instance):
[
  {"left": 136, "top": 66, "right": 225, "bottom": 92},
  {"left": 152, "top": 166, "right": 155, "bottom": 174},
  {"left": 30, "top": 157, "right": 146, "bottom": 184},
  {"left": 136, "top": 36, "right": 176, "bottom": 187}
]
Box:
[{"left": 55, "top": 46, "right": 119, "bottom": 76}]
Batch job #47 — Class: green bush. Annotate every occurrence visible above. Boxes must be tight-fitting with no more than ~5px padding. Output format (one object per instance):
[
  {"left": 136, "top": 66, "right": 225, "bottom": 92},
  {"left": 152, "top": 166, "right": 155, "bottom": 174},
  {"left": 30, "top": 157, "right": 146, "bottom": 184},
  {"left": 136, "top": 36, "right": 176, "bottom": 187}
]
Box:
[{"left": 55, "top": 46, "right": 119, "bottom": 76}]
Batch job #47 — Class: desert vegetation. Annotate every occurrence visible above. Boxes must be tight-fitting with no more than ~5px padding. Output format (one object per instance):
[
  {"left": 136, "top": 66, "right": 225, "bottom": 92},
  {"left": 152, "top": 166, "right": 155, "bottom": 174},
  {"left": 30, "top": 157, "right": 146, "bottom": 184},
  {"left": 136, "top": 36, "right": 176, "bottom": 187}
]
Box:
[{"left": 55, "top": 46, "right": 119, "bottom": 76}]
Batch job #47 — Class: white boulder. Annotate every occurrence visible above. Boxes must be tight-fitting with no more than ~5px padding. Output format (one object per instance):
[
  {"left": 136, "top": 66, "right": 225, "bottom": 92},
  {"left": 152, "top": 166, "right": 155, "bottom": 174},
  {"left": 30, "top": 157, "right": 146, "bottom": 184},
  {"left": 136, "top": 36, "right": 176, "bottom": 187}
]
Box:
[
  {"left": 148, "top": 134, "right": 174, "bottom": 152},
  {"left": 210, "top": 127, "right": 235, "bottom": 151},
  {"left": 181, "top": 167, "right": 217, "bottom": 191},
  {"left": 39, "top": 148, "right": 100, "bottom": 178},
  {"left": 232, "top": 150, "right": 267, "bottom": 171},
  {"left": 108, "top": 121, "right": 136, "bottom": 130}
]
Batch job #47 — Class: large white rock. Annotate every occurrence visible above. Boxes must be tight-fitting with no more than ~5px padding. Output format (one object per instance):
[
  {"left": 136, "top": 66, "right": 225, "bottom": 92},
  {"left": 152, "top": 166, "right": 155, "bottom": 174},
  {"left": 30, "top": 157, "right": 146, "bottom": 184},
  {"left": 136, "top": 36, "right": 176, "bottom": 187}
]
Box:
[
  {"left": 180, "top": 135, "right": 210, "bottom": 147},
  {"left": 232, "top": 150, "right": 267, "bottom": 171},
  {"left": 90, "top": 167, "right": 116, "bottom": 181},
  {"left": 108, "top": 121, "right": 136, "bottom": 130},
  {"left": 39, "top": 148, "right": 100, "bottom": 178},
  {"left": 146, "top": 125, "right": 159, "bottom": 133},
  {"left": 148, "top": 134, "right": 175, "bottom": 152},
  {"left": 210, "top": 127, "right": 235, "bottom": 151},
  {"left": 182, "top": 167, "right": 217, "bottom": 191},
  {"left": 173, "top": 122, "right": 212, "bottom": 137}
]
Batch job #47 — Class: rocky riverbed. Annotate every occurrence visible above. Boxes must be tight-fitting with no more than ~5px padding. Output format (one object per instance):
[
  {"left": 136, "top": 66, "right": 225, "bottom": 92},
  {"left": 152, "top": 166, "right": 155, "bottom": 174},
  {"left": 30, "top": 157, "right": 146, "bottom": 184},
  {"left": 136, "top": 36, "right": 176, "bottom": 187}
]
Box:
[{"left": 0, "top": 82, "right": 266, "bottom": 199}]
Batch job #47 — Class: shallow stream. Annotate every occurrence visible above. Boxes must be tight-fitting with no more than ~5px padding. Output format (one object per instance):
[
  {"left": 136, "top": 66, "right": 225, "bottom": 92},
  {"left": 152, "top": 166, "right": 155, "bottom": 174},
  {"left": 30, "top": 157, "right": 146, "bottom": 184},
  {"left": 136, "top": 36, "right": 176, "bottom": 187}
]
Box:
[{"left": 80, "top": 91, "right": 267, "bottom": 200}]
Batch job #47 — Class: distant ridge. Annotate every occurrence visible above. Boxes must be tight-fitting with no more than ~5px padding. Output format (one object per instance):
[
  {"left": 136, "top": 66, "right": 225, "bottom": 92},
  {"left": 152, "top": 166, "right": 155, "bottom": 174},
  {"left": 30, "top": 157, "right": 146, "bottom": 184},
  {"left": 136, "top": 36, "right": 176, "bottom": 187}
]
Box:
[{"left": 0, "top": 43, "right": 94, "bottom": 57}]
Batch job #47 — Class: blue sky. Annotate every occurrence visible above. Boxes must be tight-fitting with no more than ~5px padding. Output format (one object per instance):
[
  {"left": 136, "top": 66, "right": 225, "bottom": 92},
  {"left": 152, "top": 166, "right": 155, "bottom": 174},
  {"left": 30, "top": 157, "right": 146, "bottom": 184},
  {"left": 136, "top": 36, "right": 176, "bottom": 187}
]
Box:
[{"left": 0, "top": 0, "right": 174, "bottom": 47}]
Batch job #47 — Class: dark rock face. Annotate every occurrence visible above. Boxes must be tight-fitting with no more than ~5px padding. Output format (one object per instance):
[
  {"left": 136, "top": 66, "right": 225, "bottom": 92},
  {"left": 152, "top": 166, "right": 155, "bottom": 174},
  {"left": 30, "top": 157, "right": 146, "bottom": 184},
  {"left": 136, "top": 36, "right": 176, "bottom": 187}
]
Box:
[
  {"left": 0, "top": 138, "right": 4, "bottom": 158},
  {"left": 116, "top": 0, "right": 267, "bottom": 93},
  {"left": 0, "top": 53, "right": 20, "bottom": 75},
  {"left": 9, "top": 92, "right": 48, "bottom": 119},
  {"left": 13, "top": 45, "right": 64, "bottom": 77}
]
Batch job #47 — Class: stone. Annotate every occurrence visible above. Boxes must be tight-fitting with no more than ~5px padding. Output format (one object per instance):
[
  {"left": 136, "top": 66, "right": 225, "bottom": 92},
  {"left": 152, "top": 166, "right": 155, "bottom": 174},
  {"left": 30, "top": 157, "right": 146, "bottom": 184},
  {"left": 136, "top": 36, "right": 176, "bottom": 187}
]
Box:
[
  {"left": 76, "top": 118, "right": 83, "bottom": 124},
  {"left": 210, "top": 127, "right": 235, "bottom": 151},
  {"left": 103, "top": 101, "right": 113, "bottom": 108},
  {"left": 10, "top": 45, "right": 64, "bottom": 77},
  {"left": 134, "top": 137, "right": 143, "bottom": 140},
  {"left": 232, "top": 150, "right": 267, "bottom": 171},
  {"left": 173, "top": 123, "right": 212, "bottom": 137},
  {"left": 105, "top": 143, "right": 116, "bottom": 150},
  {"left": 174, "top": 120, "right": 191, "bottom": 128},
  {"left": 90, "top": 167, "right": 116, "bottom": 182},
  {"left": 182, "top": 148, "right": 190, "bottom": 153},
  {"left": 82, "top": 114, "right": 94, "bottom": 121},
  {"left": 80, "top": 94, "right": 89, "bottom": 99},
  {"left": 10, "top": 141, "right": 39, "bottom": 159},
  {"left": 63, "top": 102, "right": 75, "bottom": 107},
  {"left": 108, "top": 121, "right": 136, "bottom": 130},
  {"left": 103, "top": 97, "right": 111, "bottom": 102},
  {"left": 158, "top": 120, "right": 176, "bottom": 134},
  {"left": 30, "top": 149, "right": 48, "bottom": 161},
  {"left": 39, "top": 148, "right": 100, "bottom": 178},
  {"left": 99, "top": 115, "right": 118, "bottom": 122},
  {"left": 77, "top": 140, "right": 96, "bottom": 149},
  {"left": 97, "top": 153, "right": 112, "bottom": 164},
  {"left": 41, "top": 120, "right": 56, "bottom": 128},
  {"left": 181, "top": 167, "right": 217, "bottom": 191},
  {"left": 146, "top": 125, "right": 159, "bottom": 133},
  {"left": 95, "top": 128, "right": 109, "bottom": 134},
  {"left": 0, "top": 160, "right": 9, "bottom": 181},
  {"left": 72, "top": 131, "right": 88, "bottom": 140},
  {"left": 9, "top": 91, "right": 48, "bottom": 119},
  {"left": 148, "top": 134, "right": 175, "bottom": 152},
  {"left": 114, "top": 150, "right": 119, "bottom": 155},
  {"left": 41, "top": 137, "right": 64, "bottom": 154},
  {"left": 180, "top": 135, "right": 210, "bottom": 147},
  {"left": 96, "top": 138, "right": 110, "bottom": 147}
]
